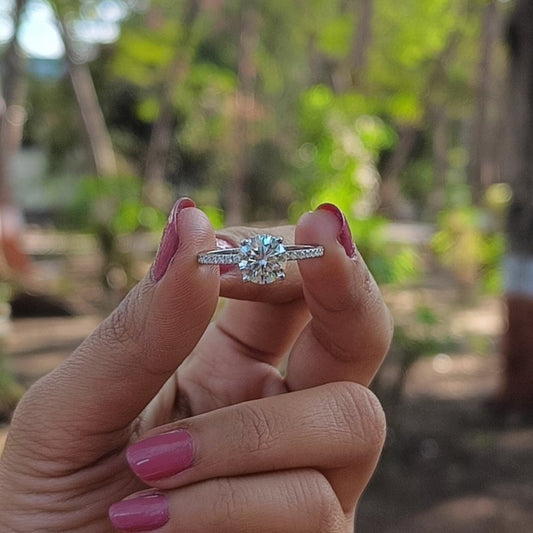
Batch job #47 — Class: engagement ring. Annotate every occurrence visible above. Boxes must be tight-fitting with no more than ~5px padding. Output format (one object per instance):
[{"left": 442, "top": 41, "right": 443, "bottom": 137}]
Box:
[{"left": 198, "top": 234, "right": 324, "bottom": 285}]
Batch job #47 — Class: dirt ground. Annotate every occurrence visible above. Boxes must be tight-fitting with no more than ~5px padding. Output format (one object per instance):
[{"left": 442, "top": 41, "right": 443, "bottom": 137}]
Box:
[
  {"left": 358, "top": 352, "right": 533, "bottom": 532},
  {"left": 357, "top": 298, "right": 533, "bottom": 532},
  {"left": 1, "top": 230, "right": 533, "bottom": 532}
]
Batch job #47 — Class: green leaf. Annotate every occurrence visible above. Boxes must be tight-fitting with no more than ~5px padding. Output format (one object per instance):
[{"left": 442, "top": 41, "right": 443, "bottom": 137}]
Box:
[
  {"left": 415, "top": 305, "right": 440, "bottom": 326},
  {"left": 136, "top": 97, "right": 160, "bottom": 123},
  {"left": 316, "top": 15, "right": 355, "bottom": 58}
]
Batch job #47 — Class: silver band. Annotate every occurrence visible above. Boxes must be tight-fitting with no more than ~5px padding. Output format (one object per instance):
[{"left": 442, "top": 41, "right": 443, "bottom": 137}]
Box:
[
  {"left": 197, "top": 244, "right": 324, "bottom": 265},
  {"left": 197, "top": 233, "right": 324, "bottom": 285}
]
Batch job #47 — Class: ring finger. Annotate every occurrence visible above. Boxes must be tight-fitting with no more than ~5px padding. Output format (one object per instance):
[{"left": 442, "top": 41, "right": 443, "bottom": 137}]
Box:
[{"left": 110, "top": 469, "right": 347, "bottom": 533}]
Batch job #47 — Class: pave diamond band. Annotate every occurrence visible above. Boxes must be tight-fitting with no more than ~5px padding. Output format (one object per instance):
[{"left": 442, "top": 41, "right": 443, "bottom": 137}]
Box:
[
  {"left": 198, "top": 234, "right": 324, "bottom": 285},
  {"left": 197, "top": 246, "right": 324, "bottom": 264}
]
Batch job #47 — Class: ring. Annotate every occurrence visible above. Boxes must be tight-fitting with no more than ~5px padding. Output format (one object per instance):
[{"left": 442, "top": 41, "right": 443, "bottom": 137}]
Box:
[{"left": 198, "top": 233, "right": 324, "bottom": 285}]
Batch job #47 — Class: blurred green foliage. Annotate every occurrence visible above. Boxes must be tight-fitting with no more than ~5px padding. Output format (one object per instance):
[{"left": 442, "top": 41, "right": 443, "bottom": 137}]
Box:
[
  {"left": 0, "top": 0, "right": 514, "bottom": 416},
  {"left": 288, "top": 86, "right": 417, "bottom": 284},
  {"left": 69, "top": 175, "right": 168, "bottom": 234},
  {"left": 68, "top": 175, "right": 225, "bottom": 235},
  {"left": 10, "top": 0, "right": 510, "bottom": 293},
  {"left": 432, "top": 204, "right": 505, "bottom": 294}
]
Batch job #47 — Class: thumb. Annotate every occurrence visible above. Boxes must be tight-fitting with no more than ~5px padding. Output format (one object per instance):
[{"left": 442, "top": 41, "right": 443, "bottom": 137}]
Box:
[{"left": 9, "top": 199, "right": 219, "bottom": 452}]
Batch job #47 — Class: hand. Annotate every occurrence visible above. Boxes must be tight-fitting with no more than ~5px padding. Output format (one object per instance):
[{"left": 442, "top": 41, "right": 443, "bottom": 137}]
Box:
[{"left": 0, "top": 200, "right": 392, "bottom": 532}]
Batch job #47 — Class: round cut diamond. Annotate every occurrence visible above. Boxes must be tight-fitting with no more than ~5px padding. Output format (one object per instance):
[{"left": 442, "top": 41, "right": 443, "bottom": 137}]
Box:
[{"left": 238, "top": 234, "right": 287, "bottom": 284}]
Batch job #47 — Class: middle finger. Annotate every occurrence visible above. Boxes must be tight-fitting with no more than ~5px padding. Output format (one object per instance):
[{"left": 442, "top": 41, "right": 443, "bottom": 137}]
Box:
[
  {"left": 215, "top": 225, "right": 310, "bottom": 362},
  {"left": 178, "top": 224, "right": 312, "bottom": 410},
  {"left": 125, "top": 382, "right": 386, "bottom": 512}
]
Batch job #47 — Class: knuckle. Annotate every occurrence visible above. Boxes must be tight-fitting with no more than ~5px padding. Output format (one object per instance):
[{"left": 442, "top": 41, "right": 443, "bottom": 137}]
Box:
[
  {"left": 316, "top": 486, "right": 345, "bottom": 531},
  {"left": 312, "top": 266, "right": 393, "bottom": 364},
  {"left": 311, "top": 320, "right": 355, "bottom": 362},
  {"left": 232, "top": 403, "right": 279, "bottom": 454},
  {"left": 109, "top": 305, "right": 135, "bottom": 346},
  {"left": 326, "top": 382, "right": 387, "bottom": 457},
  {"left": 360, "top": 387, "right": 387, "bottom": 449},
  {"left": 96, "top": 279, "right": 155, "bottom": 351},
  {"left": 98, "top": 291, "right": 141, "bottom": 349},
  {"left": 294, "top": 470, "right": 344, "bottom": 532},
  {"left": 213, "top": 477, "right": 245, "bottom": 526},
  {"left": 92, "top": 283, "right": 174, "bottom": 376}
]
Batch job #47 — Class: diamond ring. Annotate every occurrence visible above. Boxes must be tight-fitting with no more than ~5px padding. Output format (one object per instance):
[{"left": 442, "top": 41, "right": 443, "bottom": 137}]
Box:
[{"left": 197, "top": 233, "right": 324, "bottom": 285}]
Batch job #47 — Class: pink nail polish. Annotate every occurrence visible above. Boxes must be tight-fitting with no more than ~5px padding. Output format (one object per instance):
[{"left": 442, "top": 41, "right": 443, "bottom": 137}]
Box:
[
  {"left": 216, "top": 237, "right": 237, "bottom": 275},
  {"left": 109, "top": 491, "right": 169, "bottom": 532},
  {"left": 316, "top": 203, "right": 357, "bottom": 258},
  {"left": 151, "top": 198, "right": 195, "bottom": 281},
  {"left": 127, "top": 429, "right": 194, "bottom": 481}
]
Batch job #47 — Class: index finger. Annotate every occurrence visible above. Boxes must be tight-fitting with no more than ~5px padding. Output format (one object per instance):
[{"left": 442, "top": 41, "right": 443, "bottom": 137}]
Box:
[
  {"left": 285, "top": 204, "right": 393, "bottom": 391},
  {"left": 7, "top": 206, "right": 220, "bottom": 464}
]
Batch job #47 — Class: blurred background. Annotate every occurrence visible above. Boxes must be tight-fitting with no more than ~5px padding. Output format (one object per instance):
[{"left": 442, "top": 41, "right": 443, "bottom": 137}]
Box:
[{"left": 1, "top": 0, "right": 533, "bottom": 531}]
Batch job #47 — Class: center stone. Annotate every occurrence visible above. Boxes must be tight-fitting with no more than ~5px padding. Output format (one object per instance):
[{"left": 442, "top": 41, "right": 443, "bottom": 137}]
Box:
[{"left": 238, "top": 234, "right": 287, "bottom": 284}]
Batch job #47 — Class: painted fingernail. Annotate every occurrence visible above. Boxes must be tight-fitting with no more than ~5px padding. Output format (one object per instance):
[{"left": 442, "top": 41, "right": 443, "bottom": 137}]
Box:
[
  {"left": 316, "top": 203, "right": 357, "bottom": 258},
  {"left": 216, "top": 237, "right": 237, "bottom": 274},
  {"left": 127, "top": 429, "right": 194, "bottom": 481},
  {"left": 109, "top": 491, "right": 169, "bottom": 532},
  {"left": 151, "top": 198, "right": 195, "bottom": 281}
]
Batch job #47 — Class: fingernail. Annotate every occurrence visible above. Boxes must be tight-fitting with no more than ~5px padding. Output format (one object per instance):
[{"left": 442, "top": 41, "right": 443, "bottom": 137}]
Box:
[
  {"left": 316, "top": 203, "right": 357, "bottom": 258},
  {"left": 109, "top": 491, "right": 169, "bottom": 532},
  {"left": 216, "top": 237, "right": 237, "bottom": 275},
  {"left": 152, "top": 198, "right": 195, "bottom": 281},
  {"left": 127, "top": 429, "right": 194, "bottom": 481}
]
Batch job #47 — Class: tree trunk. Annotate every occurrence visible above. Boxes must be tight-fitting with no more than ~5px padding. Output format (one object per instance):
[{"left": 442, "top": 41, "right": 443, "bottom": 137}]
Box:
[
  {"left": 142, "top": 55, "right": 189, "bottom": 206},
  {"left": 378, "top": 30, "right": 460, "bottom": 217},
  {"left": 427, "top": 105, "right": 450, "bottom": 214},
  {"left": 0, "top": 0, "right": 31, "bottom": 278},
  {"left": 349, "top": 0, "right": 373, "bottom": 87},
  {"left": 378, "top": 125, "right": 418, "bottom": 217},
  {"left": 67, "top": 62, "right": 117, "bottom": 177},
  {"left": 224, "top": 7, "right": 260, "bottom": 226},
  {"left": 498, "top": 0, "right": 533, "bottom": 411},
  {"left": 57, "top": 18, "right": 117, "bottom": 177},
  {"left": 469, "top": 0, "right": 503, "bottom": 203},
  {"left": 332, "top": 0, "right": 373, "bottom": 92},
  {"left": 143, "top": 0, "right": 201, "bottom": 207}
]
